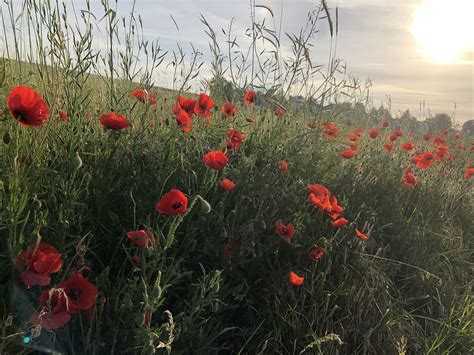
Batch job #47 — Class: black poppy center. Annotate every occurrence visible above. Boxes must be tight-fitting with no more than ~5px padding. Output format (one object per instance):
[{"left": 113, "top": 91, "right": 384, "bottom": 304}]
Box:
[
  {"left": 13, "top": 110, "right": 28, "bottom": 123},
  {"left": 171, "top": 202, "right": 182, "bottom": 210},
  {"left": 68, "top": 288, "right": 82, "bottom": 301}
]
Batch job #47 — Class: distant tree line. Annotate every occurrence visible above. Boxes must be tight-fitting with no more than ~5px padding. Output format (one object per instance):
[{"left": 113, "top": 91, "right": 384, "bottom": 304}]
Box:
[{"left": 207, "top": 75, "right": 473, "bottom": 136}]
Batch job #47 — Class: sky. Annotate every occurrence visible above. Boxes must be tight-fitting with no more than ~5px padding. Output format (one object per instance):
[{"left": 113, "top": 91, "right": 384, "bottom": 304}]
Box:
[
  {"left": 2, "top": 0, "right": 473, "bottom": 124},
  {"left": 119, "top": 0, "right": 473, "bottom": 124}
]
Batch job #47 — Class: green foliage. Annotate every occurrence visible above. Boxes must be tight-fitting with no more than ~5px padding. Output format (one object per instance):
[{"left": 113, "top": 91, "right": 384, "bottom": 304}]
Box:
[
  {"left": 426, "top": 113, "right": 453, "bottom": 134},
  {"left": 462, "top": 120, "right": 474, "bottom": 135}
]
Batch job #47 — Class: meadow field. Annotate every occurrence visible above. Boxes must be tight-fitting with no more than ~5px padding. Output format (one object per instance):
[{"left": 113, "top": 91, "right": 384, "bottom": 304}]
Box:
[{"left": 0, "top": 1, "right": 473, "bottom": 354}]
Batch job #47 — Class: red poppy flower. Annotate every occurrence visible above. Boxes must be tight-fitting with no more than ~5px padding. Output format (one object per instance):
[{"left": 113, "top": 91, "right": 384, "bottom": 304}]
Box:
[
  {"left": 274, "top": 220, "right": 295, "bottom": 244},
  {"left": 223, "top": 237, "right": 241, "bottom": 259},
  {"left": 7, "top": 86, "right": 50, "bottom": 126},
  {"left": 308, "top": 245, "right": 325, "bottom": 261},
  {"left": 308, "top": 192, "right": 328, "bottom": 213},
  {"left": 322, "top": 124, "right": 340, "bottom": 140},
  {"left": 156, "top": 189, "right": 188, "bottom": 215},
  {"left": 369, "top": 129, "right": 379, "bottom": 138},
  {"left": 280, "top": 160, "right": 288, "bottom": 173},
  {"left": 274, "top": 108, "right": 284, "bottom": 117},
  {"left": 59, "top": 111, "right": 69, "bottom": 121},
  {"left": 243, "top": 90, "right": 256, "bottom": 105},
  {"left": 131, "top": 88, "right": 147, "bottom": 102},
  {"left": 131, "top": 88, "right": 157, "bottom": 106},
  {"left": 402, "top": 142, "right": 415, "bottom": 151},
  {"left": 345, "top": 141, "right": 359, "bottom": 150},
  {"left": 288, "top": 271, "right": 304, "bottom": 286},
  {"left": 389, "top": 133, "right": 397, "bottom": 142},
  {"left": 219, "top": 178, "right": 236, "bottom": 192},
  {"left": 307, "top": 183, "right": 331, "bottom": 196},
  {"left": 308, "top": 185, "right": 331, "bottom": 209},
  {"left": 355, "top": 229, "right": 368, "bottom": 240},
  {"left": 394, "top": 130, "right": 403, "bottom": 137},
  {"left": 57, "top": 274, "right": 98, "bottom": 314},
  {"left": 458, "top": 144, "right": 466, "bottom": 150},
  {"left": 307, "top": 184, "right": 331, "bottom": 200},
  {"left": 435, "top": 145, "right": 448, "bottom": 161},
  {"left": 204, "top": 151, "right": 228, "bottom": 170},
  {"left": 384, "top": 143, "right": 393, "bottom": 152},
  {"left": 402, "top": 172, "right": 417, "bottom": 188},
  {"left": 223, "top": 242, "right": 236, "bottom": 259},
  {"left": 339, "top": 149, "right": 356, "bottom": 159},
  {"left": 226, "top": 129, "right": 245, "bottom": 151},
  {"left": 176, "top": 109, "right": 192, "bottom": 132},
  {"left": 194, "top": 93, "right": 215, "bottom": 118},
  {"left": 416, "top": 152, "right": 435, "bottom": 169},
  {"left": 327, "top": 195, "right": 344, "bottom": 220},
  {"left": 148, "top": 93, "right": 158, "bottom": 106},
  {"left": 174, "top": 96, "right": 196, "bottom": 116},
  {"left": 345, "top": 133, "right": 359, "bottom": 141},
  {"left": 307, "top": 183, "right": 343, "bottom": 218},
  {"left": 382, "top": 120, "right": 389, "bottom": 128},
  {"left": 222, "top": 102, "right": 237, "bottom": 117},
  {"left": 433, "top": 136, "right": 445, "bottom": 144},
  {"left": 29, "top": 288, "right": 72, "bottom": 330},
  {"left": 442, "top": 129, "right": 449, "bottom": 136},
  {"left": 127, "top": 230, "right": 157, "bottom": 249},
  {"left": 454, "top": 133, "right": 461, "bottom": 140},
  {"left": 464, "top": 167, "right": 474, "bottom": 180},
  {"left": 354, "top": 129, "right": 364, "bottom": 136},
  {"left": 423, "top": 133, "right": 431, "bottom": 141},
  {"left": 132, "top": 255, "right": 141, "bottom": 267},
  {"left": 99, "top": 112, "right": 130, "bottom": 130},
  {"left": 331, "top": 218, "right": 348, "bottom": 229},
  {"left": 16, "top": 243, "right": 63, "bottom": 289}
]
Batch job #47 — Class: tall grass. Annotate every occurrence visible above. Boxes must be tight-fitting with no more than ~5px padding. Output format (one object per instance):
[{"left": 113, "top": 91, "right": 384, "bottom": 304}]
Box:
[{"left": 0, "top": 0, "right": 473, "bottom": 354}]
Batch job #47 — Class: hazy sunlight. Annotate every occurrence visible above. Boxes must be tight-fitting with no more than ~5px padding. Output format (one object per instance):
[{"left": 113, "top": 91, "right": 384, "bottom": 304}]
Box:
[{"left": 411, "top": 0, "right": 474, "bottom": 63}]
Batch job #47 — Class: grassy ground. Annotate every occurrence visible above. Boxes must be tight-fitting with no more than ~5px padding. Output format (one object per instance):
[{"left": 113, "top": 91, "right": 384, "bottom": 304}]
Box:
[{"left": 1, "top": 1, "right": 473, "bottom": 354}]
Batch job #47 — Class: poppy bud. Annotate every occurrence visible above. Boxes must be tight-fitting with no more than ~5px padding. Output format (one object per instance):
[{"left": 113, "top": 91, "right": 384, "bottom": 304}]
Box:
[{"left": 197, "top": 195, "right": 212, "bottom": 213}]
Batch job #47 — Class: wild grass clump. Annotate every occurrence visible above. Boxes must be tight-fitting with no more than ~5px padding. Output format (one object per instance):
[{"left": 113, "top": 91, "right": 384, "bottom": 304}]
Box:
[{"left": 0, "top": 1, "right": 473, "bottom": 354}]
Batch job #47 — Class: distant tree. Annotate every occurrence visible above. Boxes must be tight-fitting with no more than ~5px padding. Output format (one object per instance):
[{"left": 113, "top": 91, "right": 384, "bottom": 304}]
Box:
[
  {"left": 400, "top": 109, "right": 414, "bottom": 121},
  {"left": 462, "top": 119, "right": 474, "bottom": 136},
  {"left": 399, "top": 109, "right": 420, "bottom": 133},
  {"left": 368, "top": 105, "right": 392, "bottom": 125},
  {"left": 426, "top": 113, "right": 452, "bottom": 134},
  {"left": 208, "top": 75, "right": 238, "bottom": 102},
  {"left": 344, "top": 102, "right": 367, "bottom": 125}
]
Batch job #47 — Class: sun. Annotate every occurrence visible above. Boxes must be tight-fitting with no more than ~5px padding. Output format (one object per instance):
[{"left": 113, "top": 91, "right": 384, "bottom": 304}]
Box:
[{"left": 411, "top": 0, "right": 474, "bottom": 63}]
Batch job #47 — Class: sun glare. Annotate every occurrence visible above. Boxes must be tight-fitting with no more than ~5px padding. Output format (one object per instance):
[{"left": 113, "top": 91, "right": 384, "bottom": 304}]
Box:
[{"left": 411, "top": 0, "right": 474, "bottom": 63}]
